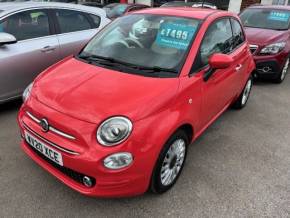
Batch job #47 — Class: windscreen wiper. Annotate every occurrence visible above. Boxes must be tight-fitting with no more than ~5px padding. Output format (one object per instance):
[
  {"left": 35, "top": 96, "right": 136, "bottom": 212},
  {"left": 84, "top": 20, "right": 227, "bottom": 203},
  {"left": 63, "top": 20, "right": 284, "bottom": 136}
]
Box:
[
  {"left": 273, "top": 28, "right": 288, "bottom": 31},
  {"left": 78, "top": 54, "right": 178, "bottom": 74},
  {"left": 77, "top": 54, "right": 133, "bottom": 71},
  {"left": 78, "top": 54, "right": 132, "bottom": 66},
  {"left": 135, "top": 66, "right": 178, "bottom": 74}
]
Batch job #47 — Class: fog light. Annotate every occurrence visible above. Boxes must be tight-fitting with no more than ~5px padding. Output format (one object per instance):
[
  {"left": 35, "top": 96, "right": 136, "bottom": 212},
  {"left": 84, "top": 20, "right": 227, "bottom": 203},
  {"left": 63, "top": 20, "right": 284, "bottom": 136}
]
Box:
[
  {"left": 104, "top": 152, "right": 133, "bottom": 170},
  {"left": 82, "top": 176, "right": 93, "bottom": 187}
]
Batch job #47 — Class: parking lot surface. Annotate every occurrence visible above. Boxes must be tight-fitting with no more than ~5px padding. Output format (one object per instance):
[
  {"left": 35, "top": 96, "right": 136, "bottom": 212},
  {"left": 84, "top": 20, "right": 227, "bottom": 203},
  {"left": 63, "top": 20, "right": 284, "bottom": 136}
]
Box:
[{"left": 0, "top": 76, "right": 290, "bottom": 218}]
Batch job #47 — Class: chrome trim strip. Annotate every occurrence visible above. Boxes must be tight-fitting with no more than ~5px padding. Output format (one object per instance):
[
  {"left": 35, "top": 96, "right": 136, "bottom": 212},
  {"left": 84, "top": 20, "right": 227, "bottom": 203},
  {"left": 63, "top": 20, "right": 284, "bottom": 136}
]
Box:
[
  {"left": 22, "top": 122, "right": 79, "bottom": 155},
  {"left": 26, "top": 111, "right": 40, "bottom": 123},
  {"left": 26, "top": 111, "right": 76, "bottom": 140},
  {"left": 49, "top": 126, "right": 76, "bottom": 140},
  {"left": 249, "top": 44, "right": 258, "bottom": 48},
  {"left": 249, "top": 44, "right": 258, "bottom": 51}
]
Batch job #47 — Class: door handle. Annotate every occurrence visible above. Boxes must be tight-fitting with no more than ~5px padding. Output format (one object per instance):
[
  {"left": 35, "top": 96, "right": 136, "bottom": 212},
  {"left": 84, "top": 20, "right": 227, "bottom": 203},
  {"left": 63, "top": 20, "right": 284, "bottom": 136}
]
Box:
[
  {"left": 41, "top": 46, "right": 56, "bottom": 53},
  {"left": 235, "top": 64, "right": 243, "bottom": 72}
]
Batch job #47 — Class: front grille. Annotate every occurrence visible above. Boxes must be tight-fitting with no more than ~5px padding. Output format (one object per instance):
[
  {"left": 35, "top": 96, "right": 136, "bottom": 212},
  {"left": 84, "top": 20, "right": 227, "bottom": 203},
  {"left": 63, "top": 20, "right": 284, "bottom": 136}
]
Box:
[
  {"left": 28, "top": 143, "right": 96, "bottom": 187},
  {"left": 249, "top": 44, "right": 258, "bottom": 54},
  {"left": 22, "top": 122, "right": 79, "bottom": 155},
  {"left": 26, "top": 111, "right": 76, "bottom": 141}
]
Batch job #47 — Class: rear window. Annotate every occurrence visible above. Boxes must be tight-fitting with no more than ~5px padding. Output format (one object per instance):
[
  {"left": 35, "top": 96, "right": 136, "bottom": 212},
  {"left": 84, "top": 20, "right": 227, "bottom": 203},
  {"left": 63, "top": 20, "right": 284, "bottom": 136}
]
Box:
[
  {"left": 240, "top": 8, "right": 290, "bottom": 30},
  {"left": 55, "top": 9, "right": 92, "bottom": 33}
]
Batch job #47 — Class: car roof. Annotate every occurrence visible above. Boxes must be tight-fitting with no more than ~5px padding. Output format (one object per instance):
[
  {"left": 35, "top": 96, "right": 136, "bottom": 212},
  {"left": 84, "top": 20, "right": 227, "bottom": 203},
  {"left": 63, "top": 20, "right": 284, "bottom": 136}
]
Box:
[
  {"left": 0, "top": 2, "right": 106, "bottom": 17},
  {"left": 134, "top": 7, "right": 229, "bottom": 20},
  {"left": 247, "top": 4, "right": 290, "bottom": 10}
]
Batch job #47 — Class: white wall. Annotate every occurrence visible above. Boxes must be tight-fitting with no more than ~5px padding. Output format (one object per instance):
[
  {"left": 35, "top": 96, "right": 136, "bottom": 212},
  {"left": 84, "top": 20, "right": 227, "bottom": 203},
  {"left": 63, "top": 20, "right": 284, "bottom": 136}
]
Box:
[
  {"left": 128, "top": 0, "right": 151, "bottom": 5},
  {"left": 261, "top": 0, "right": 273, "bottom": 4},
  {"left": 228, "top": 0, "right": 243, "bottom": 13}
]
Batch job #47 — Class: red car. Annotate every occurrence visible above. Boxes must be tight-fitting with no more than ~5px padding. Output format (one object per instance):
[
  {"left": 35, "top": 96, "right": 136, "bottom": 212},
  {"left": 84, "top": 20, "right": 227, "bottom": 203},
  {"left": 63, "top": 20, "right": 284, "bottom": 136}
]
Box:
[
  {"left": 240, "top": 5, "right": 290, "bottom": 83},
  {"left": 18, "top": 8, "right": 255, "bottom": 197}
]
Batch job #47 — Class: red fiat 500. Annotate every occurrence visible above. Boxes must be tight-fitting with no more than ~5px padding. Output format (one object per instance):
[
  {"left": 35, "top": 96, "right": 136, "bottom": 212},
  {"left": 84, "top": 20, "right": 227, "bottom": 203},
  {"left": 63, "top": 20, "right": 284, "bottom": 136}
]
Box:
[{"left": 18, "top": 8, "right": 255, "bottom": 197}]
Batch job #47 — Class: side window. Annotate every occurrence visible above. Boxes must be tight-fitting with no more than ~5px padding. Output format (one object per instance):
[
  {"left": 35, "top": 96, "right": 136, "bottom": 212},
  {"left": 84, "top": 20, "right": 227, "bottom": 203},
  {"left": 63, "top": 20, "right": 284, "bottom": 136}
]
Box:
[
  {"left": 231, "top": 18, "right": 245, "bottom": 49},
  {"left": 55, "top": 9, "right": 91, "bottom": 33},
  {"left": 0, "top": 10, "right": 50, "bottom": 41},
  {"left": 200, "top": 18, "right": 233, "bottom": 66},
  {"left": 87, "top": 14, "right": 101, "bottom": 28}
]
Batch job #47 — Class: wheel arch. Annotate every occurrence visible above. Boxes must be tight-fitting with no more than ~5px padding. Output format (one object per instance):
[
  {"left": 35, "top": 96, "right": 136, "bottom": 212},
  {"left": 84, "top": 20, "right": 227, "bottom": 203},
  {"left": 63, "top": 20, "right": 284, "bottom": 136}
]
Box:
[{"left": 176, "top": 123, "right": 194, "bottom": 143}]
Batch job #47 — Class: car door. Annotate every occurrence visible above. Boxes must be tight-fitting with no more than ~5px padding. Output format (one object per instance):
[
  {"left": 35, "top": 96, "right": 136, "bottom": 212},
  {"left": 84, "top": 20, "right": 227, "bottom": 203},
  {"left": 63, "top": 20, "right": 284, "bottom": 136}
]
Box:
[
  {"left": 0, "top": 9, "right": 60, "bottom": 101},
  {"left": 53, "top": 9, "right": 101, "bottom": 58},
  {"left": 194, "top": 18, "right": 237, "bottom": 127},
  {"left": 230, "top": 18, "right": 251, "bottom": 94}
]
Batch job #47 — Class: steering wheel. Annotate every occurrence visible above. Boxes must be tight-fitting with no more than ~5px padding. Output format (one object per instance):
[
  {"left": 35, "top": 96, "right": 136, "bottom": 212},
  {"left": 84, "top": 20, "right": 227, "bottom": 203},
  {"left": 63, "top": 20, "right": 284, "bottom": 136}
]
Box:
[
  {"left": 112, "top": 37, "right": 144, "bottom": 49},
  {"left": 113, "top": 40, "right": 130, "bottom": 48},
  {"left": 124, "top": 38, "right": 144, "bottom": 48}
]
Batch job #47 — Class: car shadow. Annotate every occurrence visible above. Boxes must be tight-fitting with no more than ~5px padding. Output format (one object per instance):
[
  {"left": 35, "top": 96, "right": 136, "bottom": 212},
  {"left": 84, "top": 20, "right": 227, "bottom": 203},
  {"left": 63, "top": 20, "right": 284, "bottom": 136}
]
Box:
[
  {"left": 253, "top": 79, "right": 277, "bottom": 87},
  {"left": 0, "top": 99, "right": 22, "bottom": 114},
  {"left": 253, "top": 69, "right": 290, "bottom": 87}
]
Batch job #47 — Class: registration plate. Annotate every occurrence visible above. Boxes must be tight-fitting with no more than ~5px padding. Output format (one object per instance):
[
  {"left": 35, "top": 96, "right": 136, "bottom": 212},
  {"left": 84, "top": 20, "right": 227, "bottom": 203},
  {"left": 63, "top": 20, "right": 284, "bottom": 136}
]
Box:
[{"left": 25, "top": 131, "right": 63, "bottom": 166}]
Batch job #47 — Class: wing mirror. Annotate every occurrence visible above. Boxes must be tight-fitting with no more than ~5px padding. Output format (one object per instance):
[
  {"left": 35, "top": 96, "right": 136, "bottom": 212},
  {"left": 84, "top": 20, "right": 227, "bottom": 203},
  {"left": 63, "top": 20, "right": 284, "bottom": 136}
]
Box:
[
  {"left": 203, "top": 53, "right": 233, "bottom": 81},
  {"left": 0, "top": 32, "right": 17, "bottom": 46},
  {"left": 209, "top": 53, "right": 233, "bottom": 69}
]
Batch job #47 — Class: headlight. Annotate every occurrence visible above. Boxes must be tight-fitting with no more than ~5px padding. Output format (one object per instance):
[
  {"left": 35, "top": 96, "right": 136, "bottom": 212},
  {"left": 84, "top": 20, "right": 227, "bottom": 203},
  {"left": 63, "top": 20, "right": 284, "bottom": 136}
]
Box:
[
  {"left": 260, "top": 42, "right": 286, "bottom": 55},
  {"left": 103, "top": 152, "right": 133, "bottom": 169},
  {"left": 22, "top": 83, "right": 33, "bottom": 102},
  {"left": 97, "top": 117, "right": 132, "bottom": 146}
]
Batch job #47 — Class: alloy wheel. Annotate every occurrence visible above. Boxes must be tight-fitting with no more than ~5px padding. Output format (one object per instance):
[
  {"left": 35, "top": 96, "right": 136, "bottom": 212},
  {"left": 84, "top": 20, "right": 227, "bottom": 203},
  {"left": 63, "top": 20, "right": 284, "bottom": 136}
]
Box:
[
  {"left": 281, "top": 58, "right": 289, "bottom": 81},
  {"left": 241, "top": 79, "right": 252, "bottom": 106},
  {"left": 160, "top": 139, "right": 186, "bottom": 186}
]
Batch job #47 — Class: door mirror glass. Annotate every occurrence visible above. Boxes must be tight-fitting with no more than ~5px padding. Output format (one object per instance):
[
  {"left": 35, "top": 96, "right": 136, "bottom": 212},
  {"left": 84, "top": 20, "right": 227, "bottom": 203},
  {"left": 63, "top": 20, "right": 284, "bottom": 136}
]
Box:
[
  {"left": 209, "top": 53, "right": 233, "bottom": 69},
  {"left": 0, "top": 32, "right": 17, "bottom": 46}
]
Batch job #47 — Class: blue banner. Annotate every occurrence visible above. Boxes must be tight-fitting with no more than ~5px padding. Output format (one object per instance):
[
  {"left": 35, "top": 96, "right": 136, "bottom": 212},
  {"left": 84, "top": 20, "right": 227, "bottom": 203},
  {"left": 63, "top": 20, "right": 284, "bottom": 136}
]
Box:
[
  {"left": 156, "top": 23, "right": 196, "bottom": 50},
  {"left": 268, "top": 11, "right": 290, "bottom": 22}
]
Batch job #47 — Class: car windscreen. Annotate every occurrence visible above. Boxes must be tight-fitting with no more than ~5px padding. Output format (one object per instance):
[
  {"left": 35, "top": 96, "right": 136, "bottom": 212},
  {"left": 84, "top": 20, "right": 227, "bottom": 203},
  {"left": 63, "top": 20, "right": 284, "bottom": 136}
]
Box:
[
  {"left": 240, "top": 8, "right": 290, "bottom": 30},
  {"left": 79, "top": 14, "right": 200, "bottom": 77},
  {"left": 105, "top": 4, "right": 128, "bottom": 19}
]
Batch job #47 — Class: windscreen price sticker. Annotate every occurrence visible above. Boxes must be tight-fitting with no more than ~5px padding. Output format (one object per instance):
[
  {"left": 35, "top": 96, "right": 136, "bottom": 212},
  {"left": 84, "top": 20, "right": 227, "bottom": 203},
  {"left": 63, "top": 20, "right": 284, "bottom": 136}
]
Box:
[
  {"left": 156, "top": 23, "right": 196, "bottom": 50},
  {"left": 268, "top": 11, "right": 290, "bottom": 22}
]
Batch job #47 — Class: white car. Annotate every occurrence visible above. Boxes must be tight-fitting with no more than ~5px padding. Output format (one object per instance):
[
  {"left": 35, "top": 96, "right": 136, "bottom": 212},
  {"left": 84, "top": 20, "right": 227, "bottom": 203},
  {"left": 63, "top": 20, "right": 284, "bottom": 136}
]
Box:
[{"left": 0, "top": 2, "right": 110, "bottom": 103}]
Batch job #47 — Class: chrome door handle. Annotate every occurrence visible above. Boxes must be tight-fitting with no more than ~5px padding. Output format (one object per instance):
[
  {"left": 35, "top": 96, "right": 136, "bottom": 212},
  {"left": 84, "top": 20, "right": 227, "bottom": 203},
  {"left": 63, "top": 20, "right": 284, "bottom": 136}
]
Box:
[
  {"left": 235, "top": 64, "right": 243, "bottom": 72},
  {"left": 41, "top": 46, "right": 56, "bottom": 52}
]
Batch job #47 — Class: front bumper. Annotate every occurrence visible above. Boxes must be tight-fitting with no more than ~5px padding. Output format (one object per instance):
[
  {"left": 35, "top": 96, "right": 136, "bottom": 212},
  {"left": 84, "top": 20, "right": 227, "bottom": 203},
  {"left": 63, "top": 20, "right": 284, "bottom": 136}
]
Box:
[
  {"left": 17, "top": 97, "right": 159, "bottom": 197},
  {"left": 253, "top": 51, "right": 288, "bottom": 79}
]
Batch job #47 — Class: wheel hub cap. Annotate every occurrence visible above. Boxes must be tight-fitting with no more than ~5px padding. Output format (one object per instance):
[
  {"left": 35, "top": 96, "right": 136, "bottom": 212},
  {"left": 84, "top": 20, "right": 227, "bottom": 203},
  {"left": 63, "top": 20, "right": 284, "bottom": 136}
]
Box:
[
  {"left": 281, "top": 58, "right": 289, "bottom": 80},
  {"left": 160, "top": 139, "right": 186, "bottom": 186},
  {"left": 242, "top": 79, "right": 252, "bottom": 105}
]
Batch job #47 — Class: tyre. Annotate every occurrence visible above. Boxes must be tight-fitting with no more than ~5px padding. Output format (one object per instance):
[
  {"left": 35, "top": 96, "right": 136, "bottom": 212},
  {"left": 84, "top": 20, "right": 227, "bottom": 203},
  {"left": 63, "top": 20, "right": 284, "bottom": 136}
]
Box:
[
  {"left": 150, "top": 130, "right": 188, "bottom": 194},
  {"left": 274, "top": 57, "right": 289, "bottom": 84},
  {"left": 232, "top": 75, "right": 253, "bottom": 110}
]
